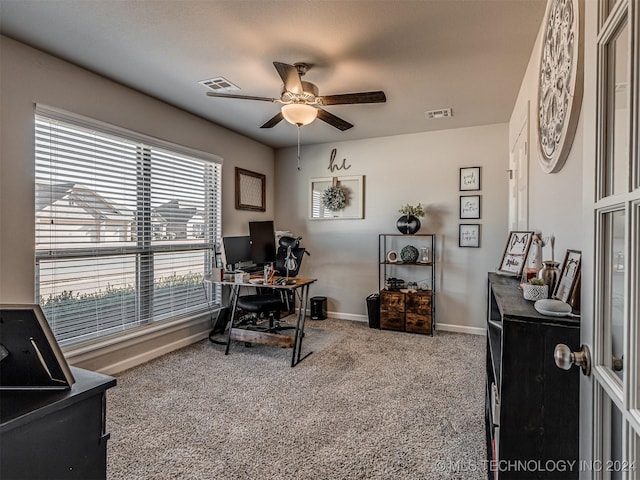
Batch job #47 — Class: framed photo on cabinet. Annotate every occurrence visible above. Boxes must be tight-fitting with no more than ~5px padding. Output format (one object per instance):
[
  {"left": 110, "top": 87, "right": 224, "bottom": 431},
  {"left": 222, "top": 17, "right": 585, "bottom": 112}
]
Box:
[
  {"left": 459, "top": 195, "right": 481, "bottom": 219},
  {"left": 553, "top": 249, "right": 581, "bottom": 304},
  {"left": 459, "top": 167, "right": 481, "bottom": 191},
  {"left": 0, "top": 304, "right": 76, "bottom": 390},
  {"left": 497, "top": 231, "right": 534, "bottom": 276},
  {"left": 459, "top": 224, "right": 480, "bottom": 248}
]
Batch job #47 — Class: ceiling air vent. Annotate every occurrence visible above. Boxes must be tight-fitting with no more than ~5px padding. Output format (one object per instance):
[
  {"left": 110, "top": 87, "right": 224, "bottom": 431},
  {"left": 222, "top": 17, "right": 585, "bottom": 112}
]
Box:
[
  {"left": 425, "top": 108, "right": 453, "bottom": 120},
  {"left": 199, "top": 77, "right": 239, "bottom": 92}
]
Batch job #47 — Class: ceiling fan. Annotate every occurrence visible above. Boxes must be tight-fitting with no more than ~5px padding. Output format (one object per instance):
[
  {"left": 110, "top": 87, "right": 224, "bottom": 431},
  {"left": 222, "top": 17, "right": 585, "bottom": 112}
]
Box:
[{"left": 205, "top": 62, "right": 386, "bottom": 131}]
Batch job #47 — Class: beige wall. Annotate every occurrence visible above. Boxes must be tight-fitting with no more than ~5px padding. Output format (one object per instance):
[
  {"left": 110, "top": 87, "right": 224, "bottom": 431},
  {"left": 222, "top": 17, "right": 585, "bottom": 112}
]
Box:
[
  {"left": 0, "top": 4, "right": 590, "bottom": 367},
  {"left": 274, "top": 124, "right": 509, "bottom": 333},
  {"left": 0, "top": 36, "right": 274, "bottom": 372},
  {"left": 509, "top": 18, "right": 585, "bottom": 260},
  {"left": 509, "top": 1, "right": 597, "bottom": 468}
]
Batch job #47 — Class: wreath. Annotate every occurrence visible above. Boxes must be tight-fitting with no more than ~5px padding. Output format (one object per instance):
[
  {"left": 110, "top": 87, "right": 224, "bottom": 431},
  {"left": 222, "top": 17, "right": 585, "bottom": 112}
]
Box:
[{"left": 322, "top": 185, "right": 347, "bottom": 211}]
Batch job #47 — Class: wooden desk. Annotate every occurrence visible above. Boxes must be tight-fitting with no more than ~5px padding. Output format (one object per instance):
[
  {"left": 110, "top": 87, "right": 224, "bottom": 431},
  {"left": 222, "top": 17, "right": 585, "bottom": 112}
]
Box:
[{"left": 205, "top": 276, "right": 317, "bottom": 367}]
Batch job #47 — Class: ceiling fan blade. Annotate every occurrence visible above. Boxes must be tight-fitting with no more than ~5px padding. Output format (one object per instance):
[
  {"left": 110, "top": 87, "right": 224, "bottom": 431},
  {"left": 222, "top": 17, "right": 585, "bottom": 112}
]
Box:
[
  {"left": 320, "top": 91, "right": 387, "bottom": 106},
  {"left": 260, "top": 112, "right": 284, "bottom": 128},
  {"left": 316, "top": 108, "right": 353, "bottom": 131},
  {"left": 206, "top": 92, "right": 276, "bottom": 102},
  {"left": 273, "top": 62, "right": 303, "bottom": 94}
]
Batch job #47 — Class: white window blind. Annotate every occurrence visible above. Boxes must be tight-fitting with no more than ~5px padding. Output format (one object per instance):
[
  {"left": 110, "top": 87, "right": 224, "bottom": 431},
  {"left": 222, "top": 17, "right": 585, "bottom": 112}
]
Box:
[{"left": 35, "top": 106, "right": 222, "bottom": 346}]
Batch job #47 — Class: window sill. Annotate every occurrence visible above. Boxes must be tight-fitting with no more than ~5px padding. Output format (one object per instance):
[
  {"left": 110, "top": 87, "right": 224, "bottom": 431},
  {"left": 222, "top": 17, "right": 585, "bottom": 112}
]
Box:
[{"left": 63, "top": 309, "right": 217, "bottom": 375}]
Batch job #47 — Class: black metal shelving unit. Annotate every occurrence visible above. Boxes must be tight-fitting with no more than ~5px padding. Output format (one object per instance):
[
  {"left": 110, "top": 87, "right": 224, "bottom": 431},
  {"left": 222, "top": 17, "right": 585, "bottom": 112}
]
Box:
[{"left": 378, "top": 233, "right": 436, "bottom": 334}]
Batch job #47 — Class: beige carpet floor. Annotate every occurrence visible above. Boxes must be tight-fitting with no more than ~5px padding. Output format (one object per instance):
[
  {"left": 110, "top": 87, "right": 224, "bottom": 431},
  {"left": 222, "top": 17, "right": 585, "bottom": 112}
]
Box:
[{"left": 107, "top": 318, "right": 487, "bottom": 479}]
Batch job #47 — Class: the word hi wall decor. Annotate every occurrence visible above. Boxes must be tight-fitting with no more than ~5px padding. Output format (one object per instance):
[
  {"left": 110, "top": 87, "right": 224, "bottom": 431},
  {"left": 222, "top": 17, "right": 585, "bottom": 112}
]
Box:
[{"left": 328, "top": 148, "right": 351, "bottom": 172}]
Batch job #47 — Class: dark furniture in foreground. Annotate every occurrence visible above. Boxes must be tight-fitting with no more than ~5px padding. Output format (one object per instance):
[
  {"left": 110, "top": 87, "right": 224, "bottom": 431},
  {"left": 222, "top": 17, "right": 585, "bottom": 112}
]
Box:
[
  {"left": 486, "top": 272, "right": 579, "bottom": 479},
  {"left": 1, "top": 367, "right": 116, "bottom": 480}
]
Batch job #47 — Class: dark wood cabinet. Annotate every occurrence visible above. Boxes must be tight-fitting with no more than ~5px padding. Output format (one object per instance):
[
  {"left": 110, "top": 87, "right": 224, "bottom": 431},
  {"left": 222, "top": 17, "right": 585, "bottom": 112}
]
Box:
[
  {"left": 1, "top": 367, "right": 116, "bottom": 480},
  {"left": 378, "top": 234, "right": 435, "bottom": 335},
  {"left": 486, "top": 272, "right": 580, "bottom": 479},
  {"left": 406, "top": 290, "right": 432, "bottom": 333},
  {"left": 380, "top": 290, "right": 405, "bottom": 331},
  {"left": 380, "top": 286, "right": 432, "bottom": 334}
]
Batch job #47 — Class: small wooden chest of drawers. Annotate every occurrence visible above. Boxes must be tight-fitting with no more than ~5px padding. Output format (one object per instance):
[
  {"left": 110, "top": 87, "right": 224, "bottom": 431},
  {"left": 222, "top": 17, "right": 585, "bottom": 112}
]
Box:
[
  {"left": 380, "top": 290, "right": 405, "bottom": 331},
  {"left": 406, "top": 290, "right": 432, "bottom": 333},
  {"left": 380, "top": 289, "right": 432, "bottom": 334}
]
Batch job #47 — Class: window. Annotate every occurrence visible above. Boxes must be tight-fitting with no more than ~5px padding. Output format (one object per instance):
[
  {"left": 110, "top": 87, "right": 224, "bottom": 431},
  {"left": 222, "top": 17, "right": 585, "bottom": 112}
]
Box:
[{"left": 35, "top": 106, "right": 222, "bottom": 346}]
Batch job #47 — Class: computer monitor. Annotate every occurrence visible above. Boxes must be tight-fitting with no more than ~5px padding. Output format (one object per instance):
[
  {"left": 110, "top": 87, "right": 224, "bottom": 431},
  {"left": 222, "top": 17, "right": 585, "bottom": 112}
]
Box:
[
  {"left": 249, "top": 220, "right": 276, "bottom": 265},
  {"left": 222, "top": 236, "right": 252, "bottom": 269}
]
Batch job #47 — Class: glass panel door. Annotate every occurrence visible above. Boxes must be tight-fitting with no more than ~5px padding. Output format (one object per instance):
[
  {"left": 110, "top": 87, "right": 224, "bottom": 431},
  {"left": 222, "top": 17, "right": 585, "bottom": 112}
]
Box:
[
  {"left": 602, "top": 20, "right": 629, "bottom": 198},
  {"left": 602, "top": 209, "right": 626, "bottom": 381},
  {"left": 591, "top": 0, "right": 639, "bottom": 476},
  {"left": 609, "top": 399, "right": 624, "bottom": 479}
]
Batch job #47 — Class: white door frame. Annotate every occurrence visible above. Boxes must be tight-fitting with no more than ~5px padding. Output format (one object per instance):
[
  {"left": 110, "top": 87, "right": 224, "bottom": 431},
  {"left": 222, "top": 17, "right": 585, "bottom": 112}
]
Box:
[
  {"left": 509, "top": 101, "right": 530, "bottom": 231},
  {"left": 584, "top": 0, "right": 639, "bottom": 478}
]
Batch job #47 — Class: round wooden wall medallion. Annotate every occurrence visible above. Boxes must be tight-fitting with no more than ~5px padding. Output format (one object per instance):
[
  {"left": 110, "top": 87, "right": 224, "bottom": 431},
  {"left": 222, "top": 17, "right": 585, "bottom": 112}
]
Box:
[{"left": 537, "top": 0, "right": 583, "bottom": 173}]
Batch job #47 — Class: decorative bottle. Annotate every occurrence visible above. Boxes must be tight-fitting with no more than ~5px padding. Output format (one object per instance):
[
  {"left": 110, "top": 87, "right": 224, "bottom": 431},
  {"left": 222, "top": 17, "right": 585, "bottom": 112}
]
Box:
[{"left": 537, "top": 261, "right": 561, "bottom": 298}]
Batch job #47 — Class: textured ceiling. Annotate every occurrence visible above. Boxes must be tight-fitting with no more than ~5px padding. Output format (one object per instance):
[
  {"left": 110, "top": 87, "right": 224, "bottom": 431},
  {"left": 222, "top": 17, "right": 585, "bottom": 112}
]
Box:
[{"left": 0, "top": 0, "right": 546, "bottom": 148}]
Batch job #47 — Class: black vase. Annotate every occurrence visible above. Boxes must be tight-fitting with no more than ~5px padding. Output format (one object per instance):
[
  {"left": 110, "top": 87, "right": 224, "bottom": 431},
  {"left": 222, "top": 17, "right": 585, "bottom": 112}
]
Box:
[{"left": 396, "top": 215, "right": 421, "bottom": 234}]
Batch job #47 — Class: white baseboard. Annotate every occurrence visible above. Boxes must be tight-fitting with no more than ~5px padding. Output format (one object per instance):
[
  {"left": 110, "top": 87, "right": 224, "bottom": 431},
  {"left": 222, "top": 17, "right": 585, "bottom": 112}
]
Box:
[
  {"left": 435, "top": 323, "right": 486, "bottom": 336},
  {"left": 325, "top": 310, "right": 486, "bottom": 336},
  {"left": 326, "top": 310, "right": 368, "bottom": 322}
]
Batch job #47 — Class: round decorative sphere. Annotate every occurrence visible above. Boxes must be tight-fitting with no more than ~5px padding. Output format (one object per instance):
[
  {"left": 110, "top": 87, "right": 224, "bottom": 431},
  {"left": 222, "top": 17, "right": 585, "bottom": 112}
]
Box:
[
  {"left": 396, "top": 215, "right": 421, "bottom": 234},
  {"left": 400, "top": 245, "right": 419, "bottom": 263}
]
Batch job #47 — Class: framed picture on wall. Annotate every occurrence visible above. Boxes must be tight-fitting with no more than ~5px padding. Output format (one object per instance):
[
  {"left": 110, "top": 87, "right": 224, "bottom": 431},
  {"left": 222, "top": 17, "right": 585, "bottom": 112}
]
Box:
[
  {"left": 459, "top": 195, "right": 481, "bottom": 219},
  {"left": 459, "top": 167, "right": 481, "bottom": 191},
  {"left": 459, "top": 224, "right": 480, "bottom": 248},
  {"left": 235, "top": 167, "right": 266, "bottom": 212},
  {"left": 309, "top": 175, "right": 364, "bottom": 219},
  {"left": 497, "top": 231, "right": 534, "bottom": 276}
]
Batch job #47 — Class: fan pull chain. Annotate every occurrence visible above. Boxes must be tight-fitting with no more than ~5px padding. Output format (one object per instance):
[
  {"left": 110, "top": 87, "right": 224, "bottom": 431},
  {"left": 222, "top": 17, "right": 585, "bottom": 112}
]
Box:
[{"left": 296, "top": 124, "right": 301, "bottom": 170}]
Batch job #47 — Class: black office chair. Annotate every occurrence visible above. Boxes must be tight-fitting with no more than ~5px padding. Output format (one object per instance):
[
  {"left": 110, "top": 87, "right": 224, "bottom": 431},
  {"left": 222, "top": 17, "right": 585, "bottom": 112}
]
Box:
[
  {"left": 235, "top": 237, "right": 309, "bottom": 334},
  {"left": 274, "top": 246, "right": 306, "bottom": 277},
  {"left": 236, "top": 294, "right": 284, "bottom": 332},
  {"left": 276, "top": 236, "right": 312, "bottom": 305}
]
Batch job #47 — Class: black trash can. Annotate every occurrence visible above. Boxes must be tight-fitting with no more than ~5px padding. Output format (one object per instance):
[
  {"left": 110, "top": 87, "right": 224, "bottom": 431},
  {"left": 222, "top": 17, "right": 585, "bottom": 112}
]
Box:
[
  {"left": 310, "top": 296, "right": 327, "bottom": 320},
  {"left": 366, "top": 293, "right": 380, "bottom": 329}
]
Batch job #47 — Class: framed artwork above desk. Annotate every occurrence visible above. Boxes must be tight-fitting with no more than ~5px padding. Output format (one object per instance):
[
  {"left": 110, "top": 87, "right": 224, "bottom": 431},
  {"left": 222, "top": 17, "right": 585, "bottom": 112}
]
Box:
[{"left": 235, "top": 167, "right": 265, "bottom": 211}]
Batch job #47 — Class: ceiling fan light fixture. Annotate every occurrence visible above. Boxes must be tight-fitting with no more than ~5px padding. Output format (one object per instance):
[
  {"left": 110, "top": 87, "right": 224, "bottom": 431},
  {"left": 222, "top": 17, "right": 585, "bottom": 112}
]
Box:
[{"left": 281, "top": 103, "right": 317, "bottom": 126}]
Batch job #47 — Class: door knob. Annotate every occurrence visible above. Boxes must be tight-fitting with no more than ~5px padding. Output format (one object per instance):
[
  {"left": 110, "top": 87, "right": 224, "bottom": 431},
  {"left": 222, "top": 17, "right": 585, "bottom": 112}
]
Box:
[
  {"left": 612, "top": 356, "right": 623, "bottom": 372},
  {"left": 554, "top": 344, "right": 591, "bottom": 376}
]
